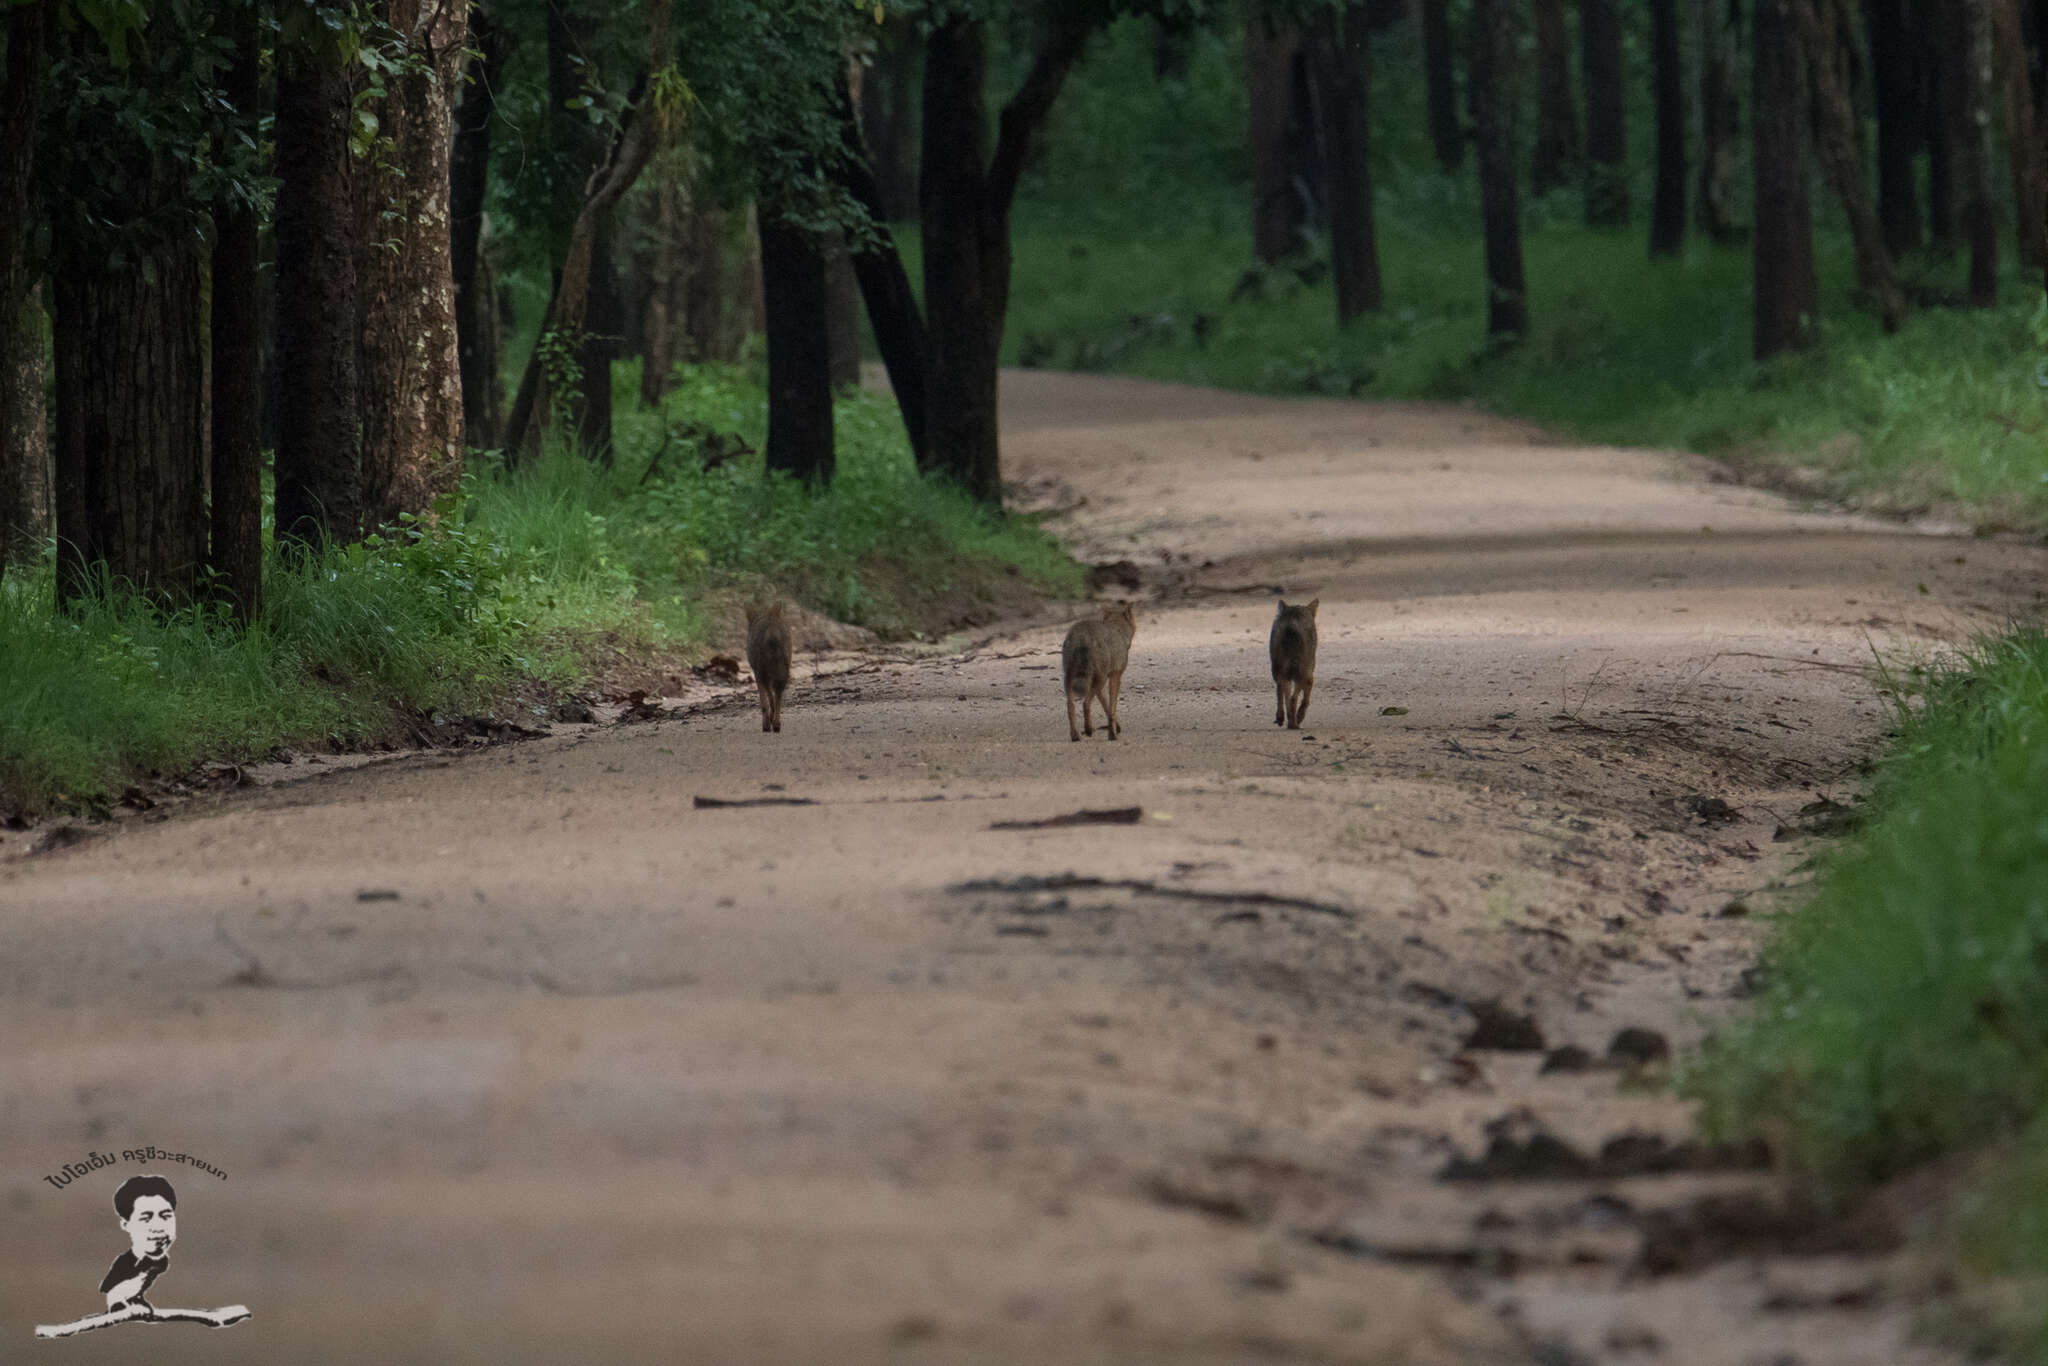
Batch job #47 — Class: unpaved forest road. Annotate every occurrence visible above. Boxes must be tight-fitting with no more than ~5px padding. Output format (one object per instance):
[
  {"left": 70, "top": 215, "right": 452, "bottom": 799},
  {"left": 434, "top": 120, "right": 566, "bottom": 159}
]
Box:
[{"left": 5, "top": 373, "right": 2045, "bottom": 1364}]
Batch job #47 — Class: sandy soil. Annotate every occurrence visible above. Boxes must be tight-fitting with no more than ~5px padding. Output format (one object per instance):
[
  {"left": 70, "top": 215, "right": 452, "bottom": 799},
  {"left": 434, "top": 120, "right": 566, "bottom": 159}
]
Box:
[{"left": 3, "top": 372, "right": 2043, "bottom": 1364}]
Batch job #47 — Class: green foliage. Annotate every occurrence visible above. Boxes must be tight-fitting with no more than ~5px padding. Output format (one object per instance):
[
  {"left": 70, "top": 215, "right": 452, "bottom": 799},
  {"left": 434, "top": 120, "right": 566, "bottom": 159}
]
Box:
[{"left": 1685, "top": 631, "right": 2048, "bottom": 1337}]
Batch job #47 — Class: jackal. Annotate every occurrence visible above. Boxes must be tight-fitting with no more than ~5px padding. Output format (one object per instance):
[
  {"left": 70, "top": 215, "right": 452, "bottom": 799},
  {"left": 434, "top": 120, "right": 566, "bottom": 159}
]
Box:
[
  {"left": 1269, "top": 598, "right": 1318, "bottom": 729},
  {"left": 745, "top": 601, "right": 793, "bottom": 733},
  {"left": 1061, "top": 603, "right": 1137, "bottom": 741}
]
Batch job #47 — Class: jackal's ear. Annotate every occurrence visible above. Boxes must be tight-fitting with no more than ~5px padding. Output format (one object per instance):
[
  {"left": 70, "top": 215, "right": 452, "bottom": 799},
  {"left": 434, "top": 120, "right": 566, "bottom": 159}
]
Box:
[{"left": 1306, "top": 598, "right": 1319, "bottom": 617}]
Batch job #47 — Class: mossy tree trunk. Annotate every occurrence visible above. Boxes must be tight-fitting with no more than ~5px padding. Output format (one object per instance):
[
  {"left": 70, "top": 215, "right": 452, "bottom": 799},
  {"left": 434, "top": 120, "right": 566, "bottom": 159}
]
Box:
[
  {"left": 1582, "top": 0, "right": 1629, "bottom": 225},
  {"left": 1303, "top": 3, "right": 1382, "bottom": 322},
  {"left": 0, "top": 0, "right": 53, "bottom": 575},
  {"left": 1472, "top": 0, "right": 1529, "bottom": 338},
  {"left": 452, "top": 3, "right": 507, "bottom": 452},
  {"left": 1695, "top": 0, "right": 1745, "bottom": 242},
  {"left": 211, "top": 2, "right": 265, "bottom": 623},
  {"left": 1865, "top": 0, "right": 1923, "bottom": 255},
  {"left": 1531, "top": 0, "right": 1580, "bottom": 194},
  {"left": 1753, "top": 0, "right": 1820, "bottom": 358}
]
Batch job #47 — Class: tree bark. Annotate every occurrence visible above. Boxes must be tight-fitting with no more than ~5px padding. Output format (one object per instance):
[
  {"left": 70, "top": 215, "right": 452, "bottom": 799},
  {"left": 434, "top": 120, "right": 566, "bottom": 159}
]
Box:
[
  {"left": 211, "top": 4, "right": 264, "bottom": 623},
  {"left": 544, "top": 0, "right": 614, "bottom": 457},
  {"left": 760, "top": 216, "right": 835, "bottom": 485},
  {"left": 1696, "top": 0, "right": 1745, "bottom": 241},
  {"left": 1753, "top": 0, "right": 1820, "bottom": 358},
  {"left": 1944, "top": 0, "right": 1999, "bottom": 305},
  {"left": 825, "top": 238, "right": 863, "bottom": 390},
  {"left": 828, "top": 80, "right": 930, "bottom": 466},
  {"left": 275, "top": 44, "right": 364, "bottom": 553},
  {"left": 1531, "top": 0, "right": 1581, "bottom": 194},
  {"left": 1865, "top": 0, "right": 1922, "bottom": 254},
  {"left": 53, "top": 256, "right": 209, "bottom": 607},
  {"left": 1792, "top": 0, "right": 1906, "bottom": 328},
  {"left": 1247, "top": 14, "right": 1308, "bottom": 259},
  {"left": 921, "top": 11, "right": 1096, "bottom": 505},
  {"left": 1918, "top": 0, "right": 1957, "bottom": 244},
  {"left": 859, "top": 18, "right": 921, "bottom": 222},
  {"left": 452, "top": 3, "right": 507, "bottom": 452},
  {"left": 503, "top": 6, "right": 671, "bottom": 465},
  {"left": 1986, "top": 0, "right": 2048, "bottom": 270},
  {"left": 1303, "top": 5, "right": 1383, "bottom": 322},
  {"left": 639, "top": 155, "right": 684, "bottom": 408},
  {"left": 0, "top": 0, "right": 53, "bottom": 574},
  {"left": 1649, "top": 0, "right": 1688, "bottom": 254},
  {"left": 1473, "top": 0, "right": 1529, "bottom": 338},
  {"left": 1582, "top": 0, "right": 1630, "bottom": 225},
  {"left": 1420, "top": 0, "right": 1465, "bottom": 170},
  {"left": 682, "top": 198, "right": 728, "bottom": 364},
  {"left": 355, "top": 0, "right": 468, "bottom": 527}
]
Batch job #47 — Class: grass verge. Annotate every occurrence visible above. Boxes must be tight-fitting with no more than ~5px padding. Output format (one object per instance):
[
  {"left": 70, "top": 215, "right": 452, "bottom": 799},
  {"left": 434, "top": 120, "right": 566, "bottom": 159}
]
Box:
[
  {"left": 0, "top": 363, "right": 1081, "bottom": 821},
  {"left": 1685, "top": 630, "right": 2048, "bottom": 1355}
]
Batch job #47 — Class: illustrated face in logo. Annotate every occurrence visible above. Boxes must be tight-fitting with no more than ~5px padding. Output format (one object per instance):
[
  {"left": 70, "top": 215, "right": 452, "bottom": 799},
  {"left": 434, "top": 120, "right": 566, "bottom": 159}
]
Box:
[{"left": 120, "top": 1195, "right": 175, "bottom": 1261}]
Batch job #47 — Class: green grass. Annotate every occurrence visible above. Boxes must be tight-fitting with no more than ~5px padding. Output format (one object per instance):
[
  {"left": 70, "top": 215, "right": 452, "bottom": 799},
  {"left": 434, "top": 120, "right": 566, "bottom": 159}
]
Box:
[
  {"left": 1686, "top": 631, "right": 2048, "bottom": 1349},
  {"left": 979, "top": 13, "right": 2048, "bottom": 530},
  {"left": 0, "top": 362, "right": 1081, "bottom": 819}
]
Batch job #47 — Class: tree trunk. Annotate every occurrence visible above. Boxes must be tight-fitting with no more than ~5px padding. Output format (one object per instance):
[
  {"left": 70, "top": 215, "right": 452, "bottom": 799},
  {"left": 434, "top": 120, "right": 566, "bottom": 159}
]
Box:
[
  {"left": 1582, "top": 0, "right": 1630, "bottom": 225},
  {"left": 275, "top": 46, "right": 364, "bottom": 553},
  {"left": 859, "top": 18, "right": 921, "bottom": 222},
  {"left": 1919, "top": 0, "right": 1958, "bottom": 244},
  {"left": 1473, "top": 0, "right": 1529, "bottom": 337},
  {"left": 1696, "top": 0, "right": 1745, "bottom": 241},
  {"left": 922, "top": 17, "right": 1005, "bottom": 502},
  {"left": 640, "top": 156, "right": 683, "bottom": 408},
  {"left": 1303, "top": 5, "right": 1383, "bottom": 322},
  {"left": 545, "top": 0, "right": 614, "bottom": 456},
  {"left": 1753, "top": 0, "right": 1820, "bottom": 358},
  {"left": 1945, "top": 0, "right": 1999, "bottom": 304},
  {"left": 920, "top": 12, "right": 1097, "bottom": 505},
  {"left": 211, "top": 4, "right": 264, "bottom": 623},
  {"left": 1420, "top": 0, "right": 1465, "bottom": 170},
  {"left": 52, "top": 256, "right": 208, "bottom": 607},
  {"left": 1865, "top": 0, "right": 1923, "bottom": 254},
  {"left": 1, "top": 287, "right": 49, "bottom": 572},
  {"left": 825, "top": 238, "right": 863, "bottom": 390},
  {"left": 1792, "top": 0, "right": 1906, "bottom": 327},
  {"left": 1531, "top": 0, "right": 1581, "bottom": 194},
  {"left": 503, "top": 7, "right": 672, "bottom": 464},
  {"left": 760, "top": 216, "right": 835, "bottom": 485},
  {"left": 1247, "top": 14, "right": 1308, "bottom": 259},
  {"left": 682, "top": 198, "right": 728, "bottom": 364},
  {"left": 829, "top": 79, "right": 930, "bottom": 466},
  {"left": 452, "top": 3, "right": 506, "bottom": 452},
  {"left": 1986, "top": 0, "right": 2048, "bottom": 270},
  {"left": 355, "top": 0, "right": 468, "bottom": 527},
  {"left": 1649, "top": 0, "right": 1688, "bottom": 254},
  {"left": 0, "top": 0, "right": 53, "bottom": 574}
]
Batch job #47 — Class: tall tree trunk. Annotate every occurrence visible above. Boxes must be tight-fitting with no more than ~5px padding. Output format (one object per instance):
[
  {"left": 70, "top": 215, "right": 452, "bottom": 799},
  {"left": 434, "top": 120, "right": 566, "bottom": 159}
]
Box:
[
  {"left": 825, "top": 239, "right": 863, "bottom": 390},
  {"left": 1753, "top": 0, "right": 1820, "bottom": 358},
  {"left": 1247, "top": 14, "right": 1308, "bottom": 258},
  {"left": 1793, "top": 0, "right": 1906, "bottom": 327},
  {"left": 1945, "top": 0, "right": 1999, "bottom": 304},
  {"left": 859, "top": 18, "right": 921, "bottom": 222},
  {"left": 452, "top": 3, "right": 506, "bottom": 452},
  {"left": 760, "top": 216, "right": 835, "bottom": 485},
  {"left": 2, "top": 288, "right": 49, "bottom": 572},
  {"left": 274, "top": 45, "right": 364, "bottom": 553},
  {"left": 1987, "top": 0, "right": 2048, "bottom": 270},
  {"left": 53, "top": 256, "right": 209, "bottom": 607},
  {"left": 504, "top": 6, "right": 672, "bottom": 464},
  {"left": 1649, "top": 0, "right": 1688, "bottom": 254},
  {"left": 921, "top": 12, "right": 1097, "bottom": 505},
  {"left": 1303, "top": 5, "right": 1383, "bottom": 322},
  {"left": 1473, "top": 0, "right": 1529, "bottom": 337},
  {"left": 1865, "top": 0, "right": 1923, "bottom": 254},
  {"left": 640, "top": 155, "right": 684, "bottom": 408},
  {"left": 1582, "top": 0, "right": 1630, "bottom": 225},
  {"left": 1696, "top": 0, "right": 1745, "bottom": 241},
  {"left": 1531, "top": 0, "right": 1581, "bottom": 194},
  {"left": 211, "top": 4, "right": 265, "bottom": 623},
  {"left": 829, "top": 79, "right": 930, "bottom": 466},
  {"left": 682, "top": 198, "right": 728, "bottom": 364},
  {"left": 545, "top": 0, "right": 613, "bottom": 456},
  {"left": 1420, "top": 0, "right": 1465, "bottom": 170},
  {"left": 1919, "top": 0, "right": 1958, "bottom": 244},
  {"left": 356, "top": 0, "right": 468, "bottom": 527},
  {"left": 0, "top": 0, "right": 53, "bottom": 574}
]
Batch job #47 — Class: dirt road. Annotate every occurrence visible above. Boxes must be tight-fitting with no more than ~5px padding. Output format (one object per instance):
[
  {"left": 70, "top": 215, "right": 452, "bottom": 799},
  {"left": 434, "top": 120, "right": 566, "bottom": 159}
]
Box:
[{"left": 4, "top": 373, "right": 2042, "bottom": 1363}]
